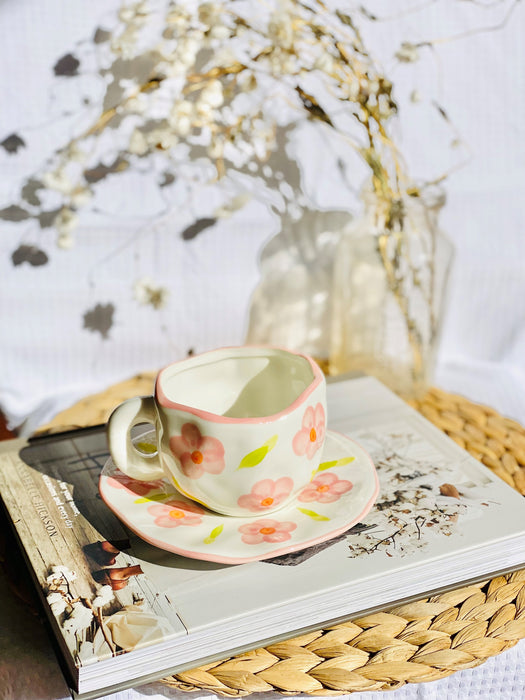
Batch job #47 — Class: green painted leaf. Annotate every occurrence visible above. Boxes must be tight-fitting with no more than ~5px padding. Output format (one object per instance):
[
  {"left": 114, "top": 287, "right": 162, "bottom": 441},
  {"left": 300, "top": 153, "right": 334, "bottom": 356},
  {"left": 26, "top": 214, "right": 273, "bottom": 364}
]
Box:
[
  {"left": 263, "top": 434, "right": 278, "bottom": 451},
  {"left": 297, "top": 507, "right": 330, "bottom": 522},
  {"left": 238, "top": 435, "right": 278, "bottom": 469},
  {"left": 136, "top": 441, "right": 157, "bottom": 454},
  {"left": 316, "top": 456, "right": 355, "bottom": 473},
  {"left": 133, "top": 492, "right": 170, "bottom": 504},
  {"left": 204, "top": 524, "right": 224, "bottom": 544}
]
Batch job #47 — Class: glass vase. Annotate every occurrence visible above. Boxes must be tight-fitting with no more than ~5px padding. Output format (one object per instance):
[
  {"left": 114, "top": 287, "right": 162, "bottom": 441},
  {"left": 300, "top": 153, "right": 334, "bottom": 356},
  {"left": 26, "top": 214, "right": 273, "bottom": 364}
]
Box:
[
  {"left": 245, "top": 209, "right": 351, "bottom": 367},
  {"left": 329, "top": 187, "right": 454, "bottom": 398}
]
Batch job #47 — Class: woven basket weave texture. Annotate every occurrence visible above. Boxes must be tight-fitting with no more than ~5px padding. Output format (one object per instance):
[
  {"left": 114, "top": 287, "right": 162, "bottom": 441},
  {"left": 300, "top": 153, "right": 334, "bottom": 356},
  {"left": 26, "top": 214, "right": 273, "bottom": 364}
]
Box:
[{"left": 39, "top": 378, "right": 525, "bottom": 695}]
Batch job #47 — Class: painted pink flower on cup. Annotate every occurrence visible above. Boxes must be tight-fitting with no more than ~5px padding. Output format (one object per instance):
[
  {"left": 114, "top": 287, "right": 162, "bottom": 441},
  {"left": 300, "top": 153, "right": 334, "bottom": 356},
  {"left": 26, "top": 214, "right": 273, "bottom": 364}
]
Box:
[
  {"left": 238, "top": 519, "right": 297, "bottom": 545},
  {"left": 292, "top": 403, "right": 325, "bottom": 459},
  {"left": 147, "top": 500, "right": 205, "bottom": 528},
  {"left": 237, "top": 477, "right": 294, "bottom": 512},
  {"left": 107, "top": 471, "right": 165, "bottom": 497},
  {"left": 298, "top": 472, "right": 353, "bottom": 503},
  {"left": 170, "top": 423, "right": 225, "bottom": 479}
]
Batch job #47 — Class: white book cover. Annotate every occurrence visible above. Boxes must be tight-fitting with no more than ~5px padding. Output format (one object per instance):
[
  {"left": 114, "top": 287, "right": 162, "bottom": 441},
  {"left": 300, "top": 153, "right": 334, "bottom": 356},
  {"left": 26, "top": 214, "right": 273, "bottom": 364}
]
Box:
[{"left": 1, "top": 375, "right": 524, "bottom": 699}]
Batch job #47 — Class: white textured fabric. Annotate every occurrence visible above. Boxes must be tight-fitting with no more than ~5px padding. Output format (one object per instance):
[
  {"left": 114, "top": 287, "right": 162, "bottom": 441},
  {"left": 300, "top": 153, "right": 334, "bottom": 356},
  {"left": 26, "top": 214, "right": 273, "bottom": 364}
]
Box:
[{"left": 1, "top": 0, "right": 525, "bottom": 430}]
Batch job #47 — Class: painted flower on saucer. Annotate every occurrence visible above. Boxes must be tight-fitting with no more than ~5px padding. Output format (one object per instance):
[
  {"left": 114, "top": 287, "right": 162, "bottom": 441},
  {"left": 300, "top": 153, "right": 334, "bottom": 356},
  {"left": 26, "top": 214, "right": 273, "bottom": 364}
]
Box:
[
  {"left": 299, "top": 473, "right": 353, "bottom": 504},
  {"left": 238, "top": 519, "right": 297, "bottom": 545},
  {"left": 147, "top": 500, "right": 205, "bottom": 528}
]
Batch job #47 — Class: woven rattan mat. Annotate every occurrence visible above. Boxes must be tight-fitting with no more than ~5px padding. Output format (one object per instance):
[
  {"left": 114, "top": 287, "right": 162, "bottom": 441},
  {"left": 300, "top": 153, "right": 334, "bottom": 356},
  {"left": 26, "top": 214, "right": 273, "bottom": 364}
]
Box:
[{"left": 38, "top": 376, "right": 525, "bottom": 696}]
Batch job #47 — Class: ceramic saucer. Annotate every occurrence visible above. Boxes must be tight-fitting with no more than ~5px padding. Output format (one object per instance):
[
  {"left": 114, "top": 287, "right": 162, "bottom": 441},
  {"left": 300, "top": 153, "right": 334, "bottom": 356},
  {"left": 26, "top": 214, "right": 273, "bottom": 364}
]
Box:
[{"left": 99, "top": 430, "right": 379, "bottom": 564}]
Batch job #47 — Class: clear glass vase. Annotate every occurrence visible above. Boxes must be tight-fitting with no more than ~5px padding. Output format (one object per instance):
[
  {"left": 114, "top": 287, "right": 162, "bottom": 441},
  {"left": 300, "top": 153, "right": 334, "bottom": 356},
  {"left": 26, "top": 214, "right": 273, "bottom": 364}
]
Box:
[
  {"left": 329, "top": 187, "right": 454, "bottom": 398},
  {"left": 245, "top": 209, "right": 352, "bottom": 367}
]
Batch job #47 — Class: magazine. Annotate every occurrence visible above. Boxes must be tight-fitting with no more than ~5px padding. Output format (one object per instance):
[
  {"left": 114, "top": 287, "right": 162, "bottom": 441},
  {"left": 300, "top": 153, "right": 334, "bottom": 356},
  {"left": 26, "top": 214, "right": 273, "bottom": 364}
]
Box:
[{"left": 1, "top": 375, "right": 524, "bottom": 699}]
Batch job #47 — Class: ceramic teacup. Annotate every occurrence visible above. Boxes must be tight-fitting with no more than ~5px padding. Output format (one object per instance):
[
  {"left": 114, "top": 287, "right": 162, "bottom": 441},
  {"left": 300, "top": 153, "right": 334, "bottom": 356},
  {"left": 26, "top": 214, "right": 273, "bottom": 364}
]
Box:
[{"left": 107, "top": 346, "right": 327, "bottom": 517}]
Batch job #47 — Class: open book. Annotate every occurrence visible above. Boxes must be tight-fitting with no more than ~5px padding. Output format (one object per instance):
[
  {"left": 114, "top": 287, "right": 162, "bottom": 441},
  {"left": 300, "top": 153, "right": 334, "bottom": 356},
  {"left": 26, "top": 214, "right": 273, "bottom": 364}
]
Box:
[{"left": 1, "top": 376, "right": 524, "bottom": 699}]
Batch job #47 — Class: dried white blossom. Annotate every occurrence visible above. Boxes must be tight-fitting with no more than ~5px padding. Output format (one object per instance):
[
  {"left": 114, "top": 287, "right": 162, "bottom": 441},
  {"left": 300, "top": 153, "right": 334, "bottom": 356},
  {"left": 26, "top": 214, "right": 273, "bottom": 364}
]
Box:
[
  {"left": 146, "top": 128, "right": 178, "bottom": 150},
  {"left": 170, "top": 37, "right": 200, "bottom": 72},
  {"left": 47, "top": 565, "right": 77, "bottom": 584},
  {"left": 199, "top": 80, "right": 224, "bottom": 109},
  {"left": 54, "top": 208, "right": 78, "bottom": 236},
  {"left": 169, "top": 100, "right": 194, "bottom": 136},
  {"left": 65, "top": 142, "right": 86, "bottom": 163},
  {"left": 57, "top": 231, "right": 75, "bottom": 250},
  {"left": 129, "top": 128, "right": 149, "bottom": 155},
  {"left": 270, "top": 49, "right": 296, "bottom": 75},
  {"left": 111, "top": 26, "right": 139, "bottom": 59},
  {"left": 42, "top": 169, "right": 73, "bottom": 195},
  {"left": 70, "top": 186, "right": 92, "bottom": 208},
  {"left": 315, "top": 52, "right": 335, "bottom": 74},
  {"left": 340, "top": 77, "right": 360, "bottom": 101},
  {"left": 268, "top": 6, "right": 295, "bottom": 51},
  {"left": 214, "top": 193, "right": 251, "bottom": 218},
  {"left": 62, "top": 601, "right": 94, "bottom": 634},
  {"left": 208, "top": 138, "right": 224, "bottom": 159},
  {"left": 126, "top": 93, "right": 149, "bottom": 114},
  {"left": 78, "top": 641, "right": 95, "bottom": 662},
  {"left": 209, "top": 24, "right": 230, "bottom": 40},
  {"left": 166, "top": 7, "right": 191, "bottom": 33},
  {"left": 92, "top": 585, "right": 114, "bottom": 608},
  {"left": 47, "top": 592, "right": 68, "bottom": 615},
  {"left": 395, "top": 42, "right": 420, "bottom": 63},
  {"left": 134, "top": 277, "right": 169, "bottom": 309}
]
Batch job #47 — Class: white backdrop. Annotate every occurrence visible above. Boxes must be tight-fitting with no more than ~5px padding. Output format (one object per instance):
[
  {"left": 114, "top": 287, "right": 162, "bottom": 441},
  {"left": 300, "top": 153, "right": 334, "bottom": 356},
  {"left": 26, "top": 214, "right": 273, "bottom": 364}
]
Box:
[
  {"left": 0, "top": 0, "right": 524, "bottom": 430},
  {"left": 0, "top": 1, "right": 524, "bottom": 698}
]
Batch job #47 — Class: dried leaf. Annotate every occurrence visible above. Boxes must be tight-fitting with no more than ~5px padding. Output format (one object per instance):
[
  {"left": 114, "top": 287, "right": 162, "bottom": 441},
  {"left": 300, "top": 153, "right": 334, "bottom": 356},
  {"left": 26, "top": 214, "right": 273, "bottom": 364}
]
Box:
[
  {"left": 439, "top": 483, "right": 460, "bottom": 499},
  {"left": 84, "top": 156, "right": 129, "bottom": 183},
  {"left": 181, "top": 217, "right": 217, "bottom": 241},
  {"left": 103, "top": 80, "right": 126, "bottom": 111},
  {"left": 21, "top": 179, "right": 44, "bottom": 206},
  {"left": 11, "top": 245, "right": 49, "bottom": 267},
  {"left": 1, "top": 133, "right": 25, "bottom": 154},
  {"left": 159, "top": 172, "right": 176, "bottom": 187},
  {"left": 53, "top": 53, "right": 80, "bottom": 77},
  {"left": 104, "top": 52, "right": 162, "bottom": 84},
  {"left": 82, "top": 303, "right": 115, "bottom": 339},
  {"left": 93, "top": 27, "right": 111, "bottom": 44},
  {"left": 37, "top": 208, "right": 62, "bottom": 229},
  {"left": 0, "top": 205, "right": 31, "bottom": 222}
]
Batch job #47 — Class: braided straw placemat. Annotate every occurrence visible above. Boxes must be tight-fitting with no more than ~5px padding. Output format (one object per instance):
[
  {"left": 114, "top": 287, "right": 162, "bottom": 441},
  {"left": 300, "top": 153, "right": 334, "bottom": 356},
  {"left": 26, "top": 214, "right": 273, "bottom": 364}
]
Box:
[{"left": 38, "top": 378, "right": 525, "bottom": 695}]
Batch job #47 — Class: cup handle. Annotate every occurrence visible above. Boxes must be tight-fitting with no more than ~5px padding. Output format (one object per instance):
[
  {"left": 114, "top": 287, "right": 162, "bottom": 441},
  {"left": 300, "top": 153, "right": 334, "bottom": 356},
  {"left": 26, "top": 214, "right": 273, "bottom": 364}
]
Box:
[{"left": 107, "top": 396, "right": 165, "bottom": 481}]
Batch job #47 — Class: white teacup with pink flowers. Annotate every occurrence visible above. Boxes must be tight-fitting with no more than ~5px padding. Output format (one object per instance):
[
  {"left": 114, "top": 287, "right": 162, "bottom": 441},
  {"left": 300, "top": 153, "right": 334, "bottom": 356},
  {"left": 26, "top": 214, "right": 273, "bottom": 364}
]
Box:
[{"left": 107, "top": 346, "right": 327, "bottom": 517}]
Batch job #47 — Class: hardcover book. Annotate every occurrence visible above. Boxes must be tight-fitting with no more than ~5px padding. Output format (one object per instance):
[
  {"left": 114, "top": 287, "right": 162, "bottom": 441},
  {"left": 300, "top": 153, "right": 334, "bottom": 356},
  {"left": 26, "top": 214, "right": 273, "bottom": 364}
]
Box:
[{"left": 1, "top": 376, "right": 524, "bottom": 699}]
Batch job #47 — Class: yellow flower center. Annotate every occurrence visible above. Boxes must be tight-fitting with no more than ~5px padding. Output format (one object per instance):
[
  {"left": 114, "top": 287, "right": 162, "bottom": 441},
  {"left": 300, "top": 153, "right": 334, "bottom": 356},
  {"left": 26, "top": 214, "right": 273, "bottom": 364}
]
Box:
[
  {"left": 169, "top": 509, "right": 185, "bottom": 519},
  {"left": 261, "top": 497, "right": 274, "bottom": 507},
  {"left": 309, "top": 428, "right": 317, "bottom": 442},
  {"left": 317, "top": 484, "right": 330, "bottom": 493},
  {"left": 191, "top": 450, "right": 203, "bottom": 464}
]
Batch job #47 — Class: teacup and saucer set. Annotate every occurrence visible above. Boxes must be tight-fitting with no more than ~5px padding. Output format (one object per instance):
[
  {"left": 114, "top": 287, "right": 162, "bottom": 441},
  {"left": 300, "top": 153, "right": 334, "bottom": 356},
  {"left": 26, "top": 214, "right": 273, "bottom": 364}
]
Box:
[{"left": 99, "top": 347, "right": 379, "bottom": 564}]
